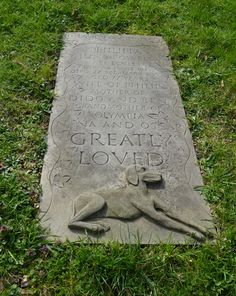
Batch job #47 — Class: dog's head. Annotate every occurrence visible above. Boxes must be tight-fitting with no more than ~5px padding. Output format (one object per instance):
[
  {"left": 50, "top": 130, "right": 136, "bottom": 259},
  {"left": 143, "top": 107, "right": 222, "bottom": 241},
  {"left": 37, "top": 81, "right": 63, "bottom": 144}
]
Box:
[{"left": 125, "top": 165, "right": 162, "bottom": 186}]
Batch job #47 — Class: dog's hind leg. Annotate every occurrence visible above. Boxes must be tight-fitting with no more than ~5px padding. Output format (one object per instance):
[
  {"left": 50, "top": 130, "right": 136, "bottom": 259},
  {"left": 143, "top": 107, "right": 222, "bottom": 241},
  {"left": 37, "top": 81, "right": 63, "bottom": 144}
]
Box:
[
  {"left": 68, "top": 193, "right": 110, "bottom": 233},
  {"left": 132, "top": 200, "right": 206, "bottom": 241}
]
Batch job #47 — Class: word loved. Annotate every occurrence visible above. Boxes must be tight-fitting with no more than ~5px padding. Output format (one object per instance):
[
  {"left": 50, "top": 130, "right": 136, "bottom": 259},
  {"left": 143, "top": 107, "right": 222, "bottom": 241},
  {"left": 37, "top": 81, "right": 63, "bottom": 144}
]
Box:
[{"left": 78, "top": 151, "right": 164, "bottom": 166}]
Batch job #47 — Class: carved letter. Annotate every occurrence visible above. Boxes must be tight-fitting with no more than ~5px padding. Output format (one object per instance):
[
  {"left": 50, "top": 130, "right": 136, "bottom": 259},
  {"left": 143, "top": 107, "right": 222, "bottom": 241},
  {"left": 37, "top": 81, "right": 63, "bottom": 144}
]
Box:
[
  {"left": 92, "top": 151, "right": 109, "bottom": 165},
  {"left": 111, "top": 152, "right": 128, "bottom": 164},
  {"left": 71, "top": 133, "right": 85, "bottom": 145},
  {"left": 147, "top": 153, "right": 163, "bottom": 166},
  {"left": 133, "top": 152, "right": 144, "bottom": 165},
  {"left": 125, "top": 122, "right": 133, "bottom": 128},
  {"left": 79, "top": 151, "right": 90, "bottom": 164},
  {"left": 120, "top": 135, "right": 134, "bottom": 146},
  {"left": 150, "top": 134, "right": 161, "bottom": 147},
  {"left": 91, "top": 133, "right": 105, "bottom": 145},
  {"left": 133, "top": 134, "right": 145, "bottom": 146},
  {"left": 108, "top": 133, "right": 117, "bottom": 146},
  {"left": 141, "top": 122, "right": 149, "bottom": 129}
]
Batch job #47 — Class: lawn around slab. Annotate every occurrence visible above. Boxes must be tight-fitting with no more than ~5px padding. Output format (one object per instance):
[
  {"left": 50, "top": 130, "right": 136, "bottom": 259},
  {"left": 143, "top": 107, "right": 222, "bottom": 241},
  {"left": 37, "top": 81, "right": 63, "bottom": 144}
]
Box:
[{"left": 0, "top": 0, "right": 235, "bottom": 295}]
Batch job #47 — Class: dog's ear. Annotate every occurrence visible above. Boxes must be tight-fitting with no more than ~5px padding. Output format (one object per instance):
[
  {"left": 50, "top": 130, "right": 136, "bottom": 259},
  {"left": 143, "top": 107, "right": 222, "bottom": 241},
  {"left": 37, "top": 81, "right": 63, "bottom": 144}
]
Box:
[{"left": 126, "top": 165, "right": 139, "bottom": 185}]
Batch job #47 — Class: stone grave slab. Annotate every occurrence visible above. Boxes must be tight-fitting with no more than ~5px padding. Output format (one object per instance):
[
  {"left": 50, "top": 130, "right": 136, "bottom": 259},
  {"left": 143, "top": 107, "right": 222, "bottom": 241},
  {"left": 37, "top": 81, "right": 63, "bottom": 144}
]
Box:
[{"left": 40, "top": 33, "right": 215, "bottom": 243}]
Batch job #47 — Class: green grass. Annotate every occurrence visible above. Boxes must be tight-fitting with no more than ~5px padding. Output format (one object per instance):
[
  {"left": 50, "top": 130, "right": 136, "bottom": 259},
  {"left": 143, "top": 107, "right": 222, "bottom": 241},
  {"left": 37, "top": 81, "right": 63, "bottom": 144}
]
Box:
[{"left": 0, "top": 0, "right": 236, "bottom": 295}]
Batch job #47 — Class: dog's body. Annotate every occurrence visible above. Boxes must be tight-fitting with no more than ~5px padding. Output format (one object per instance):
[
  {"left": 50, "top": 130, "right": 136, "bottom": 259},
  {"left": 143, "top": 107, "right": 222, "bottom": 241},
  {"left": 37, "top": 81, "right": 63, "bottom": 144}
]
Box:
[{"left": 68, "top": 165, "right": 214, "bottom": 241}]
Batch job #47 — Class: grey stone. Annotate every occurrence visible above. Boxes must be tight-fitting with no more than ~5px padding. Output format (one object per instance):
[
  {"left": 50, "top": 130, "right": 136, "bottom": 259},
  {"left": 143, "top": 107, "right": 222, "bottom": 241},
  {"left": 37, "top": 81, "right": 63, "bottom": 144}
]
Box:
[{"left": 40, "top": 33, "right": 215, "bottom": 243}]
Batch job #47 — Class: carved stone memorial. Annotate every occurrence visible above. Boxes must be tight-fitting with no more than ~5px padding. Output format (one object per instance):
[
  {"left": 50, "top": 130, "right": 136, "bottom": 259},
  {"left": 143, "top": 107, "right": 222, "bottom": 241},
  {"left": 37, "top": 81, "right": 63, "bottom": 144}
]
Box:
[{"left": 40, "top": 33, "right": 215, "bottom": 243}]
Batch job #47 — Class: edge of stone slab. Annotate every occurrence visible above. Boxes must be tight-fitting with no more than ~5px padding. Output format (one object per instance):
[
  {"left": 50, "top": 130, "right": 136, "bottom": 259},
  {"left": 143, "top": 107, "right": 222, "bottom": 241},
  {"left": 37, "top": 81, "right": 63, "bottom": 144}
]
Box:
[
  {"left": 63, "top": 32, "right": 170, "bottom": 54},
  {"left": 40, "top": 232, "right": 217, "bottom": 245}
]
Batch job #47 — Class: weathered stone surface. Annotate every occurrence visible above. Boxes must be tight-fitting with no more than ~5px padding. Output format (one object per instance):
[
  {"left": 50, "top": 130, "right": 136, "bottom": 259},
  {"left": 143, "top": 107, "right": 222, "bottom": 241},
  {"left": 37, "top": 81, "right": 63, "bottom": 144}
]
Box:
[{"left": 40, "top": 33, "right": 215, "bottom": 243}]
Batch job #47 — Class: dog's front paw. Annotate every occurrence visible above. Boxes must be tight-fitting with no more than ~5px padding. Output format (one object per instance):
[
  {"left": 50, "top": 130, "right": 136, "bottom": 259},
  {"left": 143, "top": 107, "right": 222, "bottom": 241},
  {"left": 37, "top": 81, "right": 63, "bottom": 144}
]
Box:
[{"left": 96, "top": 223, "right": 110, "bottom": 232}]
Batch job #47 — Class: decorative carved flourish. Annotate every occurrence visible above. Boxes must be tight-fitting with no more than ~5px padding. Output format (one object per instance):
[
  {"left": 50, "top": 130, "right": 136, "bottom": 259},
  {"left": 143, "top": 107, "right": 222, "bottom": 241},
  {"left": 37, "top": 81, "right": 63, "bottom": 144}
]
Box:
[{"left": 68, "top": 165, "right": 214, "bottom": 241}]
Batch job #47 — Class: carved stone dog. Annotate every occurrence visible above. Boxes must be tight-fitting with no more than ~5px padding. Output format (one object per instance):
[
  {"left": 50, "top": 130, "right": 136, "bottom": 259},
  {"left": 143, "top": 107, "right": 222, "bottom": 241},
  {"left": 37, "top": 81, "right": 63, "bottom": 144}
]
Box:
[{"left": 68, "top": 165, "right": 214, "bottom": 241}]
